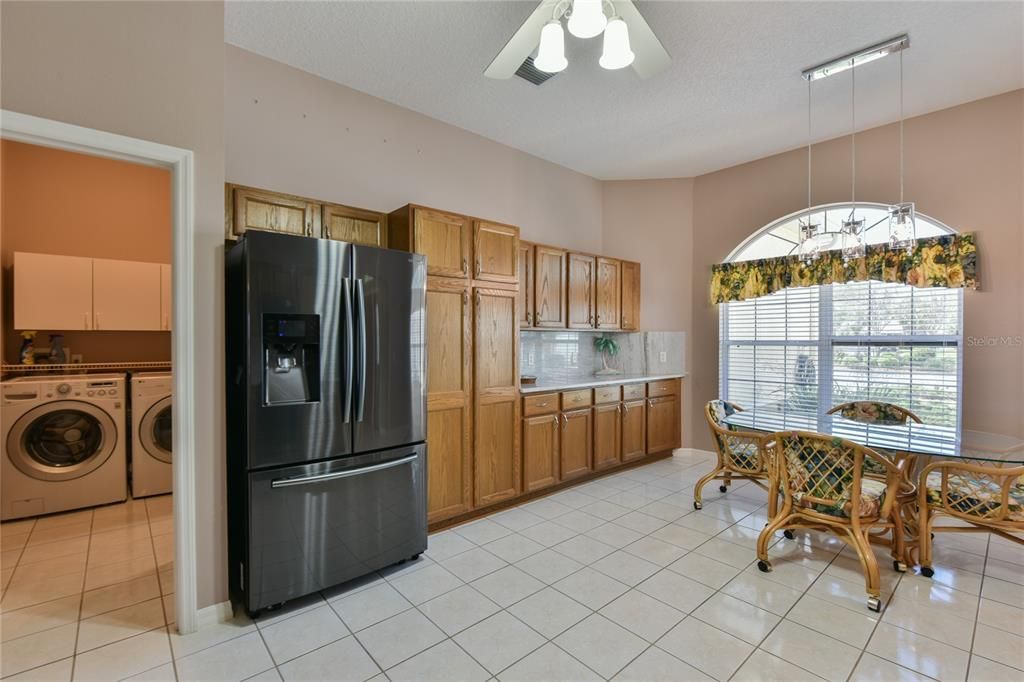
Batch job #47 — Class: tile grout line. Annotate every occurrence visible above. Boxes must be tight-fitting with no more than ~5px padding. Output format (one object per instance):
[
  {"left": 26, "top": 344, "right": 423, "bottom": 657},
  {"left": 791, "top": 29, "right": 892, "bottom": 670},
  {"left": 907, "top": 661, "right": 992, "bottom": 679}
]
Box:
[
  {"left": 963, "top": 530, "right": 992, "bottom": 681},
  {"left": 145, "top": 498, "right": 181, "bottom": 681},
  {"left": 69, "top": 510, "right": 96, "bottom": 682}
]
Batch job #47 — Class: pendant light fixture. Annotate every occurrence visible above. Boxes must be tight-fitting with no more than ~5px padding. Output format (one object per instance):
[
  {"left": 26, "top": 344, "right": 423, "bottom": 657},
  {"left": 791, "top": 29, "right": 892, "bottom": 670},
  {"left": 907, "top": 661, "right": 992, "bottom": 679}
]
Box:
[
  {"left": 888, "top": 49, "right": 916, "bottom": 251},
  {"left": 599, "top": 15, "right": 635, "bottom": 70},
  {"left": 797, "top": 77, "right": 823, "bottom": 264},
  {"left": 840, "top": 64, "right": 866, "bottom": 262},
  {"left": 567, "top": 0, "right": 607, "bottom": 39},
  {"left": 535, "top": 19, "right": 568, "bottom": 73}
]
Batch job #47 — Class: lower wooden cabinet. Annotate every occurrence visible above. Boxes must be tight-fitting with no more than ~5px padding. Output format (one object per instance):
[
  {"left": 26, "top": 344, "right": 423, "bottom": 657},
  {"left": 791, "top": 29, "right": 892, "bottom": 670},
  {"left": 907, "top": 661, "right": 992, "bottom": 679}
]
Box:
[
  {"left": 523, "top": 414, "right": 559, "bottom": 492},
  {"left": 621, "top": 399, "right": 647, "bottom": 462},
  {"left": 646, "top": 395, "right": 680, "bottom": 454},
  {"left": 593, "top": 403, "right": 622, "bottom": 470},
  {"left": 560, "top": 408, "right": 593, "bottom": 481},
  {"left": 427, "top": 405, "right": 472, "bottom": 523}
]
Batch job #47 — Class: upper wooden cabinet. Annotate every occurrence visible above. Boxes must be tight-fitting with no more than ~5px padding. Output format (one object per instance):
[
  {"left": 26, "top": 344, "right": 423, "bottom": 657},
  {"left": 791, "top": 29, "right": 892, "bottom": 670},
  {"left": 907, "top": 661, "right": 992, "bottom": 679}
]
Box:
[
  {"left": 474, "top": 221, "right": 519, "bottom": 284},
  {"left": 13, "top": 252, "right": 94, "bottom": 331},
  {"left": 620, "top": 260, "right": 641, "bottom": 331},
  {"left": 389, "top": 206, "right": 472, "bottom": 279},
  {"left": 533, "top": 245, "right": 567, "bottom": 328},
  {"left": 519, "top": 242, "right": 534, "bottom": 327},
  {"left": 567, "top": 253, "right": 596, "bottom": 329},
  {"left": 322, "top": 203, "right": 387, "bottom": 247},
  {"left": 230, "top": 186, "right": 320, "bottom": 238},
  {"left": 595, "top": 257, "right": 621, "bottom": 330}
]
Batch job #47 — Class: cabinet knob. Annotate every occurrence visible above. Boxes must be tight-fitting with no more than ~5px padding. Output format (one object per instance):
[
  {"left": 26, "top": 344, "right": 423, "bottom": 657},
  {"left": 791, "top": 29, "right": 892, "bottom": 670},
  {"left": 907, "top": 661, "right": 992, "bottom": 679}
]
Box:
[
  {"left": 475, "top": 260, "right": 482, "bottom": 277},
  {"left": 553, "top": 415, "right": 559, "bottom": 426},
  {"left": 462, "top": 290, "right": 469, "bottom": 306},
  {"left": 462, "top": 257, "right": 468, "bottom": 274},
  {"left": 326, "top": 227, "right": 332, "bottom": 239},
  {"left": 526, "top": 312, "right": 532, "bottom": 324}
]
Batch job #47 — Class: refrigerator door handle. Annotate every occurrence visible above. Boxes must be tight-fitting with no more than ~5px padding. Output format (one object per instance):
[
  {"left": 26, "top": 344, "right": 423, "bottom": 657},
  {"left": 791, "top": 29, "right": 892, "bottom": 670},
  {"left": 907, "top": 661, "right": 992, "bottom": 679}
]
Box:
[
  {"left": 355, "top": 278, "right": 367, "bottom": 422},
  {"left": 270, "top": 454, "right": 418, "bottom": 488},
  {"left": 342, "top": 278, "right": 354, "bottom": 423}
]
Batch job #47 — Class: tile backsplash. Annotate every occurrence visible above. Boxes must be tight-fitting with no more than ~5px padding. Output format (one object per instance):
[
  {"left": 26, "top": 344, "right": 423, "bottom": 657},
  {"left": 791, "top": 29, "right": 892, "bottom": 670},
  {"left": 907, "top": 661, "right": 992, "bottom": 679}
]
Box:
[{"left": 520, "top": 330, "right": 686, "bottom": 384}]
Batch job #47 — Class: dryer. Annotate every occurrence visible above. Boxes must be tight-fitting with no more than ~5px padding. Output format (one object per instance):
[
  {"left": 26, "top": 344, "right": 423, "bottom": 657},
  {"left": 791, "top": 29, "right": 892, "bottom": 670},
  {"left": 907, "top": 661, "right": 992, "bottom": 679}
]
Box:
[
  {"left": 130, "top": 372, "right": 172, "bottom": 498},
  {"left": 2, "top": 374, "right": 127, "bottom": 520}
]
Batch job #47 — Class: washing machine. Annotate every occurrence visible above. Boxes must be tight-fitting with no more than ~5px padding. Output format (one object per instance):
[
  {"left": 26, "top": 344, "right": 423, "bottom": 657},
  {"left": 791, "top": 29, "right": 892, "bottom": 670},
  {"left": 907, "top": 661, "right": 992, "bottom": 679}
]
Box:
[
  {"left": 2, "top": 374, "right": 127, "bottom": 521},
  {"left": 130, "top": 372, "right": 172, "bottom": 498}
]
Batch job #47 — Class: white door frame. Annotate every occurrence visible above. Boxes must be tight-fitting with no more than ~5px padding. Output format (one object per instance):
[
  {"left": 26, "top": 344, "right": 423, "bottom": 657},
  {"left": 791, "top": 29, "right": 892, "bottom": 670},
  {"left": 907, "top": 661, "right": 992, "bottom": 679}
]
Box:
[{"left": 1, "top": 110, "right": 199, "bottom": 634}]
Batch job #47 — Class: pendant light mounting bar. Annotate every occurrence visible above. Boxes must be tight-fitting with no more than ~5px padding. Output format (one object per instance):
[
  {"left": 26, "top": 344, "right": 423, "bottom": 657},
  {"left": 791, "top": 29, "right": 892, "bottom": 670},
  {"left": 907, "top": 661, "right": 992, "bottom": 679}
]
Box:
[{"left": 802, "top": 34, "right": 909, "bottom": 81}]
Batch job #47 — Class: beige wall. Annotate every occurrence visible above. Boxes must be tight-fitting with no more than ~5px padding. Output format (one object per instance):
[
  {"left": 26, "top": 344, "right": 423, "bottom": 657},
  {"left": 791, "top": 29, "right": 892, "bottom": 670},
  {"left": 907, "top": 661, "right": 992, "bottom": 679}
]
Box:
[
  {"left": 690, "top": 90, "right": 1024, "bottom": 449},
  {"left": 224, "top": 46, "right": 605, "bottom": 253},
  {"left": 1, "top": 1, "right": 227, "bottom": 608}
]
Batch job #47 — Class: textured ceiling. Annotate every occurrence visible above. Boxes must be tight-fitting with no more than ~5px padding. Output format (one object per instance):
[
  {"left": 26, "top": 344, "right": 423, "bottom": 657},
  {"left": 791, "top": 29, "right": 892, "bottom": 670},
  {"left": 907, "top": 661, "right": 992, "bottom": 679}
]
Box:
[{"left": 225, "top": 1, "right": 1024, "bottom": 179}]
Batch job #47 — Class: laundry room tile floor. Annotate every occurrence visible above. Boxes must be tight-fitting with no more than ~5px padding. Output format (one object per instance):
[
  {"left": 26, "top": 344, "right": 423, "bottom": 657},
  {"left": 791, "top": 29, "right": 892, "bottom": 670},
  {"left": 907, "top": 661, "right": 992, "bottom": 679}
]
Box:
[{"left": 2, "top": 451, "right": 1024, "bottom": 681}]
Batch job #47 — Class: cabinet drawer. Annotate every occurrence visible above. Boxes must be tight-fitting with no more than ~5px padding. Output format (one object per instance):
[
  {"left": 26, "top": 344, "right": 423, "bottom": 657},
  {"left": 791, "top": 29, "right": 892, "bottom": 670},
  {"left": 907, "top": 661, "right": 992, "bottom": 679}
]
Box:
[
  {"left": 561, "top": 389, "right": 593, "bottom": 410},
  {"left": 622, "top": 383, "right": 645, "bottom": 401},
  {"left": 647, "top": 379, "right": 679, "bottom": 398},
  {"left": 523, "top": 393, "right": 559, "bottom": 416},
  {"left": 593, "top": 385, "right": 621, "bottom": 405}
]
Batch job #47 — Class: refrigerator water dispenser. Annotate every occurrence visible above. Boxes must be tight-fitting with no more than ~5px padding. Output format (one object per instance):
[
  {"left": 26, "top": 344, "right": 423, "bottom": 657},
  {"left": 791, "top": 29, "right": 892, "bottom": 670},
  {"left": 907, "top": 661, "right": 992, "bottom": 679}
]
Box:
[{"left": 263, "top": 314, "right": 320, "bottom": 405}]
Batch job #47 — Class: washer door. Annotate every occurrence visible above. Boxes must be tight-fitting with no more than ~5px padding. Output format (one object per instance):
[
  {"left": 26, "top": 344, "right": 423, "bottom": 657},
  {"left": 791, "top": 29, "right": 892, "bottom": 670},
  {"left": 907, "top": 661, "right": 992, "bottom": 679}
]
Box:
[
  {"left": 7, "top": 401, "right": 118, "bottom": 481},
  {"left": 140, "top": 397, "right": 172, "bottom": 464}
]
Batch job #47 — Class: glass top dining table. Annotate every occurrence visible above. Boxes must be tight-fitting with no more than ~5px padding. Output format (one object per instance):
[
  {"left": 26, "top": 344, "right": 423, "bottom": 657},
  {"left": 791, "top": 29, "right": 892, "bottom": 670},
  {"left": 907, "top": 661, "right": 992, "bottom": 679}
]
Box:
[{"left": 722, "top": 410, "right": 1024, "bottom": 465}]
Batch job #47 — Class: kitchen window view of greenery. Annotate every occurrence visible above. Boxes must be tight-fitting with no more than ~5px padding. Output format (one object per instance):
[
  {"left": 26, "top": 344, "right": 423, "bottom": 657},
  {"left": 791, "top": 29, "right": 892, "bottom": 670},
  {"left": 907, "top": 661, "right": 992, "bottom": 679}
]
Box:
[{"left": 719, "top": 203, "right": 961, "bottom": 427}]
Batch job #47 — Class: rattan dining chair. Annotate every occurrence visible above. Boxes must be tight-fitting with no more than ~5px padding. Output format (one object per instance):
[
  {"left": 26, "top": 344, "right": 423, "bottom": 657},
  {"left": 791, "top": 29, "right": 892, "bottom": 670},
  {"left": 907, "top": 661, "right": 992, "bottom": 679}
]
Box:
[
  {"left": 756, "top": 431, "right": 904, "bottom": 612},
  {"left": 695, "top": 400, "right": 777, "bottom": 516},
  {"left": 917, "top": 460, "right": 1024, "bottom": 577},
  {"left": 826, "top": 401, "right": 923, "bottom": 425}
]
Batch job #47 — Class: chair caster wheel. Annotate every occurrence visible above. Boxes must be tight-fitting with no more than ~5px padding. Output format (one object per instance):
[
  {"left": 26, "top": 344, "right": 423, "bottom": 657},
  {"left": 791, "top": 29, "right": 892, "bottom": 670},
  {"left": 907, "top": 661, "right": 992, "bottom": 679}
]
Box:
[
  {"left": 920, "top": 566, "right": 934, "bottom": 578},
  {"left": 867, "top": 597, "right": 882, "bottom": 613},
  {"left": 719, "top": 485, "right": 728, "bottom": 493},
  {"left": 893, "top": 561, "right": 907, "bottom": 573},
  {"left": 783, "top": 530, "right": 795, "bottom": 540},
  {"left": 693, "top": 501, "right": 703, "bottom": 510},
  {"left": 757, "top": 560, "right": 772, "bottom": 573}
]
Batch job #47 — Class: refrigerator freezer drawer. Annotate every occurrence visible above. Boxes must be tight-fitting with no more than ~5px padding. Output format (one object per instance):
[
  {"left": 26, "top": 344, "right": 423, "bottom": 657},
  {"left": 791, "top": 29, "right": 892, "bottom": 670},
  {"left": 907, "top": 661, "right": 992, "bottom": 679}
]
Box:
[{"left": 242, "top": 444, "right": 426, "bottom": 614}]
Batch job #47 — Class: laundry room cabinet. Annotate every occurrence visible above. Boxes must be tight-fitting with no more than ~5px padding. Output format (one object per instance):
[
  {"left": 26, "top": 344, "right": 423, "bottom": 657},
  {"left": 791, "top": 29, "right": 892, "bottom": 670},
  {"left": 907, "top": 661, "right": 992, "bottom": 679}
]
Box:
[{"left": 93, "top": 259, "right": 162, "bottom": 331}]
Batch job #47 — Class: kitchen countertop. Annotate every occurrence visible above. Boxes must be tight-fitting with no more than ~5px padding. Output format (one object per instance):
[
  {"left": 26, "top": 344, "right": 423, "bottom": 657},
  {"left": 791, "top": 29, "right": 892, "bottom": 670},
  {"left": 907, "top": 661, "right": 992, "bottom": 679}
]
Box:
[{"left": 520, "top": 373, "right": 686, "bottom": 395}]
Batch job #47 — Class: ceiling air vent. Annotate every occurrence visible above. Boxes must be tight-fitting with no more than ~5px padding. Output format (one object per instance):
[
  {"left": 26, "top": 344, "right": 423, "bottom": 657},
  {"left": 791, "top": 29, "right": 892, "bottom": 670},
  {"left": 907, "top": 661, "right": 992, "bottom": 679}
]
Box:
[{"left": 515, "top": 56, "right": 558, "bottom": 86}]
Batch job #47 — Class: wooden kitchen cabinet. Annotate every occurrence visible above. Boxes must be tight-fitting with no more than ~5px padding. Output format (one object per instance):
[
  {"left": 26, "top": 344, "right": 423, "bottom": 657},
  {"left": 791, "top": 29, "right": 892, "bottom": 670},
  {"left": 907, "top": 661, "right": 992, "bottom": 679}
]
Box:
[
  {"left": 621, "top": 398, "right": 647, "bottom": 462},
  {"left": 592, "top": 402, "right": 622, "bottom": 470},
  {"left": 595, "top": 257, "right": 621, "bottom": 330},
  {"left": 13, "top": 252, "right": 94, "bottom": 331},
  {"left": 92, "top": 258, "right": 162, "bottom": 331},
  {"left": 533, "top": 245, "right": 567, "bottom": 328},
  {"left": 322, "top": 202, "right": 387, "bottom": 247},
  {"left": 473, "top": 287, "right": 521, "bottom": 507},
  {"left": 388, "top": 206, "right": 472, "bottom": 279},
  {"left": 426, "top": 277, "right": 473, "bottom": 522},
  {"left": 519, "top": 242, "right": 534, "bottom": 327},
  {"left": 647, "top": 394, "right": 680, "bottom": 454},
  {"left": 474, "top": 221, "right": 519, "bottom": 284},
  {"left": 523, "top": 413, "right": 560, "bottom": 492},
  {"left": 230, "top": 185, "right": 320, "bottom": 238},
  {"left": 567, "top": 253, "right": 596, "bottom": 329},
  {"left": 560, "top": 408, "right": 593, "bottom": 481},
  {"left": 160, "top": 264, "right": 172, "bottom": 331},
  {"left": 620, "top": 260, "right": 641, "bottom": 331}
]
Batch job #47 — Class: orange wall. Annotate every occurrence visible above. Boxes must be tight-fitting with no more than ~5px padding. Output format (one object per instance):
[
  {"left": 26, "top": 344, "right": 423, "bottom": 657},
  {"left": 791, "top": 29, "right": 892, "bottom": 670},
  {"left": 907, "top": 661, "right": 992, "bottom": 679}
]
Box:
[{"left": 1, "top": 139, "right": 173, "bottom": 363}]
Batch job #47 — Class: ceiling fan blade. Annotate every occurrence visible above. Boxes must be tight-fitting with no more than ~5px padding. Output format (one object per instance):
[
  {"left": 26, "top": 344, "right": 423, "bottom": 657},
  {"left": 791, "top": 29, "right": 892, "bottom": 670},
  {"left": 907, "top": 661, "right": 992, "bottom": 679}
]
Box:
[
  {"left": 485, "top": 1, "right": 556, "bottom": 79},
  {"left": 612, "top": 0, "right": 671, "bottom": 79}
]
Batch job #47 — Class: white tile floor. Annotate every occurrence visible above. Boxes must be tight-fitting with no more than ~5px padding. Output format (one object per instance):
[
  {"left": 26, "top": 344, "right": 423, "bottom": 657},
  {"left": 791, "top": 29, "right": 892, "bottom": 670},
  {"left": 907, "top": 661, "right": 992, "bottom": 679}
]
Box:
[{"left": 2, "top": 451, "right": 1023, "bottom": 681}]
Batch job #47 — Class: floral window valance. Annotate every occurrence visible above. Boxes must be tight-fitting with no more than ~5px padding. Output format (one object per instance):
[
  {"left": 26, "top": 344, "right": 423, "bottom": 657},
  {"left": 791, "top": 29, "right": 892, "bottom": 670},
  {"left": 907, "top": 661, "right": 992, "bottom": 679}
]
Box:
[{"left": 710, "top": 232, "right": 978, "bottom": 304}]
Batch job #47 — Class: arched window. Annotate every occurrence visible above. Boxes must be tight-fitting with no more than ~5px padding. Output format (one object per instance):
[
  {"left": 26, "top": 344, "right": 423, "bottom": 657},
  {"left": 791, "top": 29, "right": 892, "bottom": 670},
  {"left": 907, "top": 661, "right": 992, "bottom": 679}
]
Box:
[{"left": 719, "top": 203, "right": 963, "bottom": 427}]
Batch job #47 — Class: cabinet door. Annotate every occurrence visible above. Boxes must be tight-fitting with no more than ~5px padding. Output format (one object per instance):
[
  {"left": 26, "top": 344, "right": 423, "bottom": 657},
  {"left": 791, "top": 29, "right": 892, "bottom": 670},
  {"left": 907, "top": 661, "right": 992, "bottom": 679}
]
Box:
[
  {"left": 92, "top": 258, "right": 162, "bottom": 331},
  {"left": 567, "top": 253, "right": 596, "bottom": 329},
  {"left": 414, "top": 208, "right": 471, "bottom": 279},
  {"left": 426, "top": 278, "right": 473, "bottom": 522},
  {"left": 474, "top": 221, "right": 519, "bottom": 284},
  {"left": 621, "top": 399, "right": 647, "bottom": 462},
  {"left": 160, "top": 264, "right": 172, "bottom": 331},
  {"left": 620, "top": 260, "right": 641, "bottom": 331},
  {"left": 534, "top": 245, "right": 567, "bottom": 328},
  {"left": 323, "top": 203, "right": 387, "bottom": 247},
  {"left": 560, "top": 408, "right": 593, "bottom": 481},
  {"left": 646, "top": 395, "right": 680, "bottom": 454},
  {"left": 595, "top": 257, "right": 621, "bottom": 330},
  {"left": 523, "top": 414, "right": 559, "bottom": 492},
  {"left": 231, "top": 186, "right": 319, "bottom": 238},
  {"left": 519, "top": 242, "right": 534, "bottom": 327},
  {"left": 593, "top": 403, "right": 622, "bottom": 470},
  {"left": 474, "top": 288, "right": 520, "bottom": 507},
  {"left": 13, "top": 252, "right": 93, "bottom": 331}
]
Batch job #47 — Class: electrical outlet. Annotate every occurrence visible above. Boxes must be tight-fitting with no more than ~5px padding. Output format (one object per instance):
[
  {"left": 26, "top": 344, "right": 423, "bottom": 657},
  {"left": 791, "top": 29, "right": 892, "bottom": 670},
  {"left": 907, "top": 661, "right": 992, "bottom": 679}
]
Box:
[{"left": 659, "top": 351, "right": 667, "bottom": 363}]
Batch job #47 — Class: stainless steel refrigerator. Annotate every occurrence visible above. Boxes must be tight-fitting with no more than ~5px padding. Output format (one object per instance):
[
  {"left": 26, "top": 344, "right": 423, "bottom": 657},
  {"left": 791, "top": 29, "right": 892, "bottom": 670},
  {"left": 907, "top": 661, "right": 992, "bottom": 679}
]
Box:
[{"left": 226, "top": 230, "right": 427, "bottom": 615}]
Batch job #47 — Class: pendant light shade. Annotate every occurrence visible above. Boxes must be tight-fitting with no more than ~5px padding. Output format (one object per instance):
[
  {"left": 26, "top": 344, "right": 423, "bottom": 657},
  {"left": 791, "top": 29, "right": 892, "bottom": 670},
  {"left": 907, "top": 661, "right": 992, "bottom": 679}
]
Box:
[
  {"left": 599, "top": 16, "right": 635, "bottom": 70},
  {"left": 567, "top": 0, "right": 607, "bottom": 39},
  {"left": 535, "top": 20, "right": 568, "bottom": 73}
]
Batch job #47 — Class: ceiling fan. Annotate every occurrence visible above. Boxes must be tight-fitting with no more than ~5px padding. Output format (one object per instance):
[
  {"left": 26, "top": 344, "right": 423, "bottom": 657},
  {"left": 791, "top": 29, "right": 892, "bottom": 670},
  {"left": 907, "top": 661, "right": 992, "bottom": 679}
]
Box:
[{"left": 485, "top": 0, "right": 670, "bottom": 80}]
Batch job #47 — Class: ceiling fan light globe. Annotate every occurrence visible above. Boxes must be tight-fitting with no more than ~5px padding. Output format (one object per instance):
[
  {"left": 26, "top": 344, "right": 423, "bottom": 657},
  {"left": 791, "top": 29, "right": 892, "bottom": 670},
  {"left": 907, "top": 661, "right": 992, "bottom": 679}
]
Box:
[
  {"left": 535, "top": 20, "right": 568, "bottom": 72},
  {"left": 599, "top": 16, "right": 635, "bottom": 70},
  {"left": 567, "top": 0, "right": 607, "bottom": 39}
]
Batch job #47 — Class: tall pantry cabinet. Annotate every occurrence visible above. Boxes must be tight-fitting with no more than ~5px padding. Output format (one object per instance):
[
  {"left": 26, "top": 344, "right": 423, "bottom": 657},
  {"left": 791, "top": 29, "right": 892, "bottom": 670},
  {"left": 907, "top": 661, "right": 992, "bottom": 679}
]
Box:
[{"left": 389, "top": 205, "right": 521, "bottom": 522}]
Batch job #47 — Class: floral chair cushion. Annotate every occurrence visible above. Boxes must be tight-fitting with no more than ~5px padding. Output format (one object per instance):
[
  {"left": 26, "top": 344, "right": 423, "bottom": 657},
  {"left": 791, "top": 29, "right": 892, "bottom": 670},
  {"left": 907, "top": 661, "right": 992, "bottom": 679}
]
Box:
[
  {"left": 707, "top": 400, "right": 740, "bottom": 428},
  {"left": 925, "top": 471, "right": 1024, "bottom": 522},
  {"left": 723, "top": 440, "right": 760, "bottom": 470},
  {"left": 782, "top": 434, "right": 888, "bottom": 519},
  {"left": 833, "top": 402, "right": 913, "bottom": 426}
]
